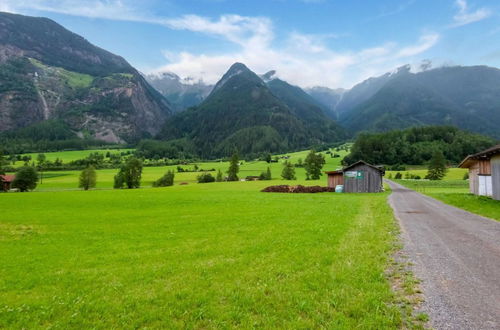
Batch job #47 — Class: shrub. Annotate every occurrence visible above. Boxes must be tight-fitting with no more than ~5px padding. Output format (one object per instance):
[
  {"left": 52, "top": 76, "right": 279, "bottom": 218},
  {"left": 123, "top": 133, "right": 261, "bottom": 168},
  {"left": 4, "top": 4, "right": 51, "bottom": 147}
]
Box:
[
  {"left": 153, "top": 170, "right": 175, "bottom": 187},
  {"left": 394, "top": 172, "right": 402, "bottom": 179},
  {"left": 198, "top": 172, "right": 215, "bottom": 183}
]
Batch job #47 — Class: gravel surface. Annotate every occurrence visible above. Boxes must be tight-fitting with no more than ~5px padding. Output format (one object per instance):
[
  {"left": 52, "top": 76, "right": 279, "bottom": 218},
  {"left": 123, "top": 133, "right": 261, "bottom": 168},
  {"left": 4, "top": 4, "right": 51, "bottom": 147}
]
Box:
[{"left": 387, "top": 180, "right": 500, "bottom": 330}]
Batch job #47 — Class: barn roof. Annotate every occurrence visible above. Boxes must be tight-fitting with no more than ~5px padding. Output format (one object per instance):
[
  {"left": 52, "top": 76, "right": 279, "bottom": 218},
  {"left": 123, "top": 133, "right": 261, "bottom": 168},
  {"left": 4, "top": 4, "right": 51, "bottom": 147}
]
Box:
[
  {"left": 343, "top": 160, "right": 385, "bottom": 173},
  {"left": 459, "top": 144, "right": 500, "bottom": 168},
  {"left": 0, "top": 174, "right": 15, "bottom": 183}
]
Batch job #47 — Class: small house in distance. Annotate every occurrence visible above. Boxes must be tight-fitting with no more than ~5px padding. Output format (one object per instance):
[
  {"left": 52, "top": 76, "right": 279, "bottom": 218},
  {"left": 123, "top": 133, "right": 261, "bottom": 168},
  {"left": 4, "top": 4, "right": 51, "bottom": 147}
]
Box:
[
  {"left": 459, "top": 144, "right": 500, "bottom": 200},
  {"left": 1, "top": 174, "right": 15, "bottom": 192},
  {"left": 326, "top": 161, "right": 385, "bottom": 193}
]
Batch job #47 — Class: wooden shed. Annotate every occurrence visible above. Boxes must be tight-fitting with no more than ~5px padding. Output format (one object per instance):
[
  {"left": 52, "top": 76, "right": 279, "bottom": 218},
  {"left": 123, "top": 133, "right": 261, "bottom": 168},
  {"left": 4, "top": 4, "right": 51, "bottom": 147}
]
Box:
[
  {"left": 459, "top": 145, "right": 500, "bottom": 200},
  {"left": 326, "top": 161, "right": 385, "bottom": 193},
  {"left": 342, "top": 161, "right": 385, "bottom": 193},
  {"left": 325, "top": 170, "right": 344, "bottom": 188}
]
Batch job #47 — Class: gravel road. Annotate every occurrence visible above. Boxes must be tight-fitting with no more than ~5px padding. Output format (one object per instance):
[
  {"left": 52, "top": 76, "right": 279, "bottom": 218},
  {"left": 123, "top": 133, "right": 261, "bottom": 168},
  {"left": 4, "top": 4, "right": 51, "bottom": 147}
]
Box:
[{"left": 387, "top": 180, "right": 500, "bottom": 330}]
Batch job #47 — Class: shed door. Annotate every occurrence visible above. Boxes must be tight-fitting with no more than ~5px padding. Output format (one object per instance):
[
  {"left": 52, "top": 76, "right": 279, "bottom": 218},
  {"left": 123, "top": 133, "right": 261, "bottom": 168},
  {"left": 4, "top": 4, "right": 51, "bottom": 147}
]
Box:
[{"left": 478, "top": 175, "right": 492, "bottom": 196}]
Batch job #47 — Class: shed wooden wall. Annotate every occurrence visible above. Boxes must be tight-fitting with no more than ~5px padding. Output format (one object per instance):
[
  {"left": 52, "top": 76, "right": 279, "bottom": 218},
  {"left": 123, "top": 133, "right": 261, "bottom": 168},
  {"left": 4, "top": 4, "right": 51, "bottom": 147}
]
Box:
[
  {"left": 478, "top": 160, "right": 491, "bottom": 175},
  {"left": 343, "top": 164, "right": 383, "bottom": 193},
  {"left": 492, "top": 155, "right": 500, "bottom": 201},
  {"left": 327, "top": 174, "right": 344, "bottom": 188}
]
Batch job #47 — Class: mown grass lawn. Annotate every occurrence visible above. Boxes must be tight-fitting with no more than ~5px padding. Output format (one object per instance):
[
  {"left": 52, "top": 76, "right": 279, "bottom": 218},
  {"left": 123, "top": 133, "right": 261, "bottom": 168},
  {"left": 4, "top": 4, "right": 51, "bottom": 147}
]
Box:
[
  {"left": 0, "top": 181, "right": 404, "bottom": 328},
  {"left": 395, "top": 179, "right": 500, "bottom": 221}
]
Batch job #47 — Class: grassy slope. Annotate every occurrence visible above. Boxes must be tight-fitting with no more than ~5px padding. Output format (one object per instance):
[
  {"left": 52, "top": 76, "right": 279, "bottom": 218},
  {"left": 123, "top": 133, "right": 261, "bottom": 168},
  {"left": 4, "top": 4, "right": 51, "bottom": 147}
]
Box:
[
  {"left": 0, "top": 181, "right": 402, "bottom": 328},
  {"left": 395, "top": 179, "right": 500, "bottom": 221}
]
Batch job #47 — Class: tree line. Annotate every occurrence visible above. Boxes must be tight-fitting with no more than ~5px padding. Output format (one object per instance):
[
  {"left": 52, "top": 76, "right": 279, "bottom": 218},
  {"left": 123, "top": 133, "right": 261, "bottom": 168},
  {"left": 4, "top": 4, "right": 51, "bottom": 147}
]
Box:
[{"left": 344, "top": 126, "right": 495, "bottom": 166}]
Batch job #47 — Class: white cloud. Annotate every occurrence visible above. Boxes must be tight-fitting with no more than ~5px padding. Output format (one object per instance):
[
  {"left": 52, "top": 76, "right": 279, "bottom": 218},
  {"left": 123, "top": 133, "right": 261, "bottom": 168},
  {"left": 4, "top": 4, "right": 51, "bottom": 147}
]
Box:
[
  {"left": 153, "top": 18, "right": 440, "bottom": 88},
  {"left": 0, "top": 0, "right": 440, "bottom": 88},
  {"left": 452, "top": 0, "right": 491, "bottom": 27}
]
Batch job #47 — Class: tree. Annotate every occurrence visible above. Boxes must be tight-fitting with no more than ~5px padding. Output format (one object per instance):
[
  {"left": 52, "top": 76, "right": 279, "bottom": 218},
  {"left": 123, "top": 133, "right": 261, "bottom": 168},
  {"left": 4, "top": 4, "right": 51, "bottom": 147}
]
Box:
[
  {"left": 79, "top": 166, "right": 97, "bottom": 190},
  {"left": 281, "top": 161, "right": 296, "bottom": 180},
  {"left": 265, "top": 153, "right": 272, "bottom": 163},
  {"left": 426, "top": 151, "right": 447, "bottom": 180},
  {"left": 153, "top": 170, "right": 175, "bottom": 187},
  {"left": 114, "top": 157, "right": 143, "bottom": 189},
  {"left": 0, "top": 149, "right": 5, "bottom": 188},
  {"left": 12, "top": 166, "right": 38, "bottom": 192},
  {"left": 304, "top": 150, "right": 326, "bottom": 180},
  {"left": 227, "top": 152, "right": 239, "bottom": 181},
  {"left": 216, "top": 169, "right": 223, "bottom": 182},
  {"left": 37, "top": 153, "right": 46, "bottom": 184}
]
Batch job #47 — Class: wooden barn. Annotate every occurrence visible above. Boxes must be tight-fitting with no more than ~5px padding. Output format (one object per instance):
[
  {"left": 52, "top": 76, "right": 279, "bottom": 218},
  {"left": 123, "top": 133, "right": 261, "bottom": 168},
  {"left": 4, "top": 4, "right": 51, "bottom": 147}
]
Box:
[
  {"left": 1, "top": 174, "right": 15, "bottom": 192},
  {"left": 326, "top": 161, "right": 385, "bottom": 193},
  {"left": 459, "top": 145, "right": 500, "bottom": 200}
]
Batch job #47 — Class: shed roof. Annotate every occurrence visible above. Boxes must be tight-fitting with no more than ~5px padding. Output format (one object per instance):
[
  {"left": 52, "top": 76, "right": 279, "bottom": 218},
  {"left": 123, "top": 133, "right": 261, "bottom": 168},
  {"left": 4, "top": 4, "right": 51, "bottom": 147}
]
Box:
[
  {"left": 325, "top": 170, "right": 343, "bottom": 175},
  {"left": 0, "top": 175, "right": 15, "bottom": 183},
  {"left": 458, "top": 144, "right": 500, "bottom": 168},
  {"left": 343, "top": 160, "right": 385, "bottom": 173}
]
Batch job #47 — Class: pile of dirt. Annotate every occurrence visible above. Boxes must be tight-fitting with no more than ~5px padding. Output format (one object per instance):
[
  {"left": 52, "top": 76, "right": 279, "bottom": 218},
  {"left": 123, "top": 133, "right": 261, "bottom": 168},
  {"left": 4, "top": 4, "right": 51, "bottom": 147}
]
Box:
[{"left": 261, "top": 185, "right": 334, "bottom": 193}]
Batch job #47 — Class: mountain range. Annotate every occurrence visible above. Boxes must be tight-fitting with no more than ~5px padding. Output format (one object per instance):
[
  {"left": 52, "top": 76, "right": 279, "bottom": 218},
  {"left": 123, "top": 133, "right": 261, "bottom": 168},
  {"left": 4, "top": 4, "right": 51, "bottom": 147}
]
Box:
[
  {"left": 1, "top": 11, "right": 499, "bottom": 157},
  {"left": 157, "top": 63, "right": 345, "bottom": 158},
  {"left": 145, "top": 72, "right": 212, "bottom": 112}
]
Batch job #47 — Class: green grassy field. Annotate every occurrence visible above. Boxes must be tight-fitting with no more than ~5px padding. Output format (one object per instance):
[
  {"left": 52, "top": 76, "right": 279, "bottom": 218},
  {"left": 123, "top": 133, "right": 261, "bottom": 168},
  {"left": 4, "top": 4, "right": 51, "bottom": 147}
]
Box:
[
  {"left": 395, "top": 179, "right": 500, "bottom": 221},
  {"left": 0, "top": 180, "right": 408, "bottom": 328},
  {"left": 10, "top": 149, "right": 134, "bottom": 167},
  {"left": 12, "top": 148, "right": 346, "bottom": 191},
  {"left": 386, "top": 167, "right": 467, "bottom": 180}
]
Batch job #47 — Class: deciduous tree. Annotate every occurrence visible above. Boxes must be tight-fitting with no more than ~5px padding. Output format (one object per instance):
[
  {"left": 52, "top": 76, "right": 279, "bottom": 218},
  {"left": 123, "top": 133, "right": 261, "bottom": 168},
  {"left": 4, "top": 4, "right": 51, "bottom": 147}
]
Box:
[
  {"left": 79, "top": 166, "right": 97, "bottom": 190},
  {"left": 13, "top": 166, "right": 38, "bottom": 192},
  {"left": 304, "top": 150, "right": 325, "bottom": 180}
]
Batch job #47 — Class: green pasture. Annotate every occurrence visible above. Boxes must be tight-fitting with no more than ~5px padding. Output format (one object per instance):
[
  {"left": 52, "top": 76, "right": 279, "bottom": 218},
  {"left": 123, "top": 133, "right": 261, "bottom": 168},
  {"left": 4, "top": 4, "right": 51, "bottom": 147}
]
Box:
[
  {"left": 12, "top": 148, "right": 347, "bottom": 191},
  {"left": 11, "top": 148, "right": 134, "bottom": 166},
  {"left": 386, "top": 167, "right": 467, "bottom": 180},
  {"left": 395, "top": 179, "right": 499, "bottom": 221},
  {"left": 1, "top": 180, "right": 406, "bottom": 328}
]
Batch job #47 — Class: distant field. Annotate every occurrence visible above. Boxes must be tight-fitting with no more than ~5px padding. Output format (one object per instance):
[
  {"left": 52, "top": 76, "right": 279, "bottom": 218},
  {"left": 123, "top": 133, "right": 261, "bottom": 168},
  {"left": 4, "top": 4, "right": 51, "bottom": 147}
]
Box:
[
  {"left": 11, "top": 148, "right": 348, "bottom": 191},
  {"left": 386, "top": 167, "right": 467, "bottom": 180},
  {"left": 0, "top": 180, "right": 405, "bottom": 328},
  {"left": 395, "top": 179, "right": 500, "bottom": 221},
  {"left": 10, "top": 148, "right": 134, "bottom": 167}
]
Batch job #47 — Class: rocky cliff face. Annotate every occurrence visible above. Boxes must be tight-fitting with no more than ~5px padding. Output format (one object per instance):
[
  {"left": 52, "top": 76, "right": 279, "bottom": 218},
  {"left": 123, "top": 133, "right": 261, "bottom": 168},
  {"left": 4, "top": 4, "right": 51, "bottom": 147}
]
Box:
[{"left": 0, "top": 12, "right": 172, "bottom": 143}]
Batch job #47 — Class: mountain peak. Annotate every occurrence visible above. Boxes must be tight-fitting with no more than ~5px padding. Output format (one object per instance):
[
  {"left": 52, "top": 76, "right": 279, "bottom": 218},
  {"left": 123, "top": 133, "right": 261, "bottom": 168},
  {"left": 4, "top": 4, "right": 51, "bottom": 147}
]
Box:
[{"left": 212, "top": 62, "right": 259, "bottom": 92}]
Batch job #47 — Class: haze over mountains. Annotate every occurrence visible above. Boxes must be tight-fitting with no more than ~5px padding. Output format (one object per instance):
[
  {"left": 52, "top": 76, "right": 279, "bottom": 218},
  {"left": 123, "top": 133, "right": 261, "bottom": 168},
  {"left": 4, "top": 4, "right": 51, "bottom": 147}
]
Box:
[{"left": 0, "top": 11, "right": 499, "bottom": 157}]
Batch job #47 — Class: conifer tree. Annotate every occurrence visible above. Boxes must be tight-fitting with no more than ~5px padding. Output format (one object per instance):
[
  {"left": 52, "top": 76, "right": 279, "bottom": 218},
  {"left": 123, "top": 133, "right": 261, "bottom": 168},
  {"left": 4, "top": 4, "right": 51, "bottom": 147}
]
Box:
[
  {"left": 426, "top": 151, "right": 447, "bottom": 180},
  {"left": 227, "top": 152, "right": 239, "bottom": 181}
]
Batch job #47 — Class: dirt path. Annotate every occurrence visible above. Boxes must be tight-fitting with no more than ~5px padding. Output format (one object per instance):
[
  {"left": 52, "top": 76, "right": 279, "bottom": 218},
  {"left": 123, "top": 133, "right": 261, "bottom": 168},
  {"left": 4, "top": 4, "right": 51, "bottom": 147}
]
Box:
[{"left": 386, "top": 180, "right": 500, "bottom": 330}]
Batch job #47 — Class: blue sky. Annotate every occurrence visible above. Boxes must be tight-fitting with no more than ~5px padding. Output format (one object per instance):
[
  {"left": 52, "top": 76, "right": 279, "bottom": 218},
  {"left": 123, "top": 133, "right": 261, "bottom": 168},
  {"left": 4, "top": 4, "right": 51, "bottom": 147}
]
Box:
[{"left": 1, "top": 0, "right": 499, "bottom": 88}]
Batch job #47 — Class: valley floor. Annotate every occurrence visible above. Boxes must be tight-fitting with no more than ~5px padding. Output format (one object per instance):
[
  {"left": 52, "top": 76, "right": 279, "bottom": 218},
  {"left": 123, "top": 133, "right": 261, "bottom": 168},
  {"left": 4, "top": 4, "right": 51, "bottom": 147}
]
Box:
[{"left": 1, "top": 181, "right": 409, "bottom": 328}]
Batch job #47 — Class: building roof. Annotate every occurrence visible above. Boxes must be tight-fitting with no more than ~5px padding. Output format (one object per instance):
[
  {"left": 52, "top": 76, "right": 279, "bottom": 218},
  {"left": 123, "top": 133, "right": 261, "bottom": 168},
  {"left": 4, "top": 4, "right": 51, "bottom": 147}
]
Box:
[
  {"left": 343, "top": 160, "right": 385, "bottom": 173},
  {"left": 0, "top": 174, "right": 15, "bottom": 183},
  {"left": 459, "top": 144, "right": 500, "bottom": 168},
  {"left": 325, "top": 170, "right": 343, "bottom": 175},
  {"left": 325, "top": 161, "right": 385, "bottom": 175}
]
